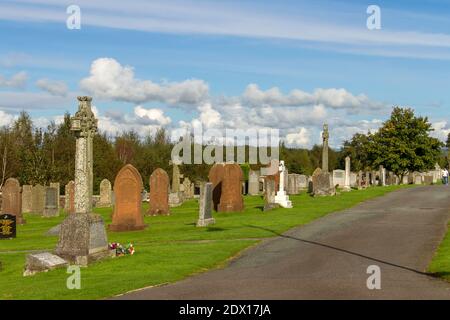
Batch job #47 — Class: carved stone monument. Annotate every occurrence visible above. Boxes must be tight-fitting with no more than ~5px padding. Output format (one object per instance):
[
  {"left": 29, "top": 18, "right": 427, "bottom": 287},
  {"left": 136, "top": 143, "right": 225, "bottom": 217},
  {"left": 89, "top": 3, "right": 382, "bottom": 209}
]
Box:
[
  {"left": 55, "top": 97, "right": 110, "bottom": 265},
  {"left": 342, "top": 156, "right": 351, "bottom": 191},
  {"left": 196, "top": 182, "right": 215, "bottom": 227},
  {"left": 31, "top": 184, "right": 45, "bottom": 215},
  {"left": 218, "top": 163, "right": 244, "bottom": 212},
  {"left": 322, "top": 124, "right": 329, "bottom": 172},
  {"left": 97, "top": 179, "right": 112, "bottom": 208},
  {"left": 109, "top": 164, "right": 147, "bottom": 231},
  {"left": 274, "top": 161, "right": 292, "bottom": 208},
  {"left": 1, "top": 178, "right": 25, "bottom": 224},
  {"left": 248, "top": 170, "right": 260, "bottom": 196},
  {"left": 22, "top": 185, "right": 32, "bottom": 214},
  {"left": 148, "top": 168, "right": 170, "bottom": 216},
  {"left": 43, "top": 187, "right": 59, "bottom": 217},
  {"left": 312, "top": 168, "right": 336, "bottom": 197}
]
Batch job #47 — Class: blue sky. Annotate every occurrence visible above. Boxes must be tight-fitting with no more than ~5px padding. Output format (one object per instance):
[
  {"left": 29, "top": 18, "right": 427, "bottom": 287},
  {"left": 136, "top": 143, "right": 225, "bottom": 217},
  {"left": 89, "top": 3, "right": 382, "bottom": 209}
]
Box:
[{"left": 1, "top": 0, "right": 450, "bottom": 148}]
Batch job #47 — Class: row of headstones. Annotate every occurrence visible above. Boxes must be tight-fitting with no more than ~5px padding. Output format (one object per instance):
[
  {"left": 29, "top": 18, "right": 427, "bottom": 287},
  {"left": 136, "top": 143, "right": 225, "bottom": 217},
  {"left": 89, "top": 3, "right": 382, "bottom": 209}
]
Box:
[
  {"left": 0, "top": 179, "right": 61, "bottom": 225},
  {"left": 109, "top": 165, "right": 199, "bottom": 231}
]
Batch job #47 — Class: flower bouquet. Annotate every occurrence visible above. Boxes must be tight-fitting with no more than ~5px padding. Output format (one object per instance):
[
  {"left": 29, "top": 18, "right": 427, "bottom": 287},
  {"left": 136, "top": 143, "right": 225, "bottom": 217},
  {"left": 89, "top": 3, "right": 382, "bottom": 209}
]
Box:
[{"left": 109, "top": 242, "right": 135, "bottom": 257}]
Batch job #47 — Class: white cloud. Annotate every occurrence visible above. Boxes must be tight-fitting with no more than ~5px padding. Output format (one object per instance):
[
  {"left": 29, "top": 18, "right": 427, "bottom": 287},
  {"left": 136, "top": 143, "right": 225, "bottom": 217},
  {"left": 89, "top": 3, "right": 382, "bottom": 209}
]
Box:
[
  {"left": 431, "top": 121, "right": 450, "bottom": 142},
  {"left": 243, "top": 84, "right": 385, "bottom": 112},
  {"left": 80, "top": 58, "right": 209, "bottom": 105},
  {"left": 0, "top": 110, "right": 17, "bottom": 127},
  {"left": 0, "top": 71, "right": 28, "bottom": 88},
  {"left": 285, "top": 127, "right": 310, "bottom": 147},
  {"left": 36, "top": 78, "right": 68, "bottom": 96},
  {"left": 134, "top": 105, "right": 171, "bottom": 126}
]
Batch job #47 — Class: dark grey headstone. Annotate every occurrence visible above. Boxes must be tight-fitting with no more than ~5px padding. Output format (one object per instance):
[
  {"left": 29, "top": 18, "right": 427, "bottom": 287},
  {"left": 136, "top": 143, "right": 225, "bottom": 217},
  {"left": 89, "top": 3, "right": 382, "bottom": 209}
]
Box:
[
  {"left": 43, "top": 187, "right": 59, "bottom": 217},
  {"left": 197, "top": 183, "right": 215, "bottom": 227}
]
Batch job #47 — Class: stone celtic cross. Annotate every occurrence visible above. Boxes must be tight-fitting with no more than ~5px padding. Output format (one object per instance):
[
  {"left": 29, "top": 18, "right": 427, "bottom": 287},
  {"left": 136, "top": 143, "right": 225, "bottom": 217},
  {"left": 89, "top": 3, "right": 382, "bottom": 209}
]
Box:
[{"left": 70, "top": 96, "right": 98, "bottom": 214}]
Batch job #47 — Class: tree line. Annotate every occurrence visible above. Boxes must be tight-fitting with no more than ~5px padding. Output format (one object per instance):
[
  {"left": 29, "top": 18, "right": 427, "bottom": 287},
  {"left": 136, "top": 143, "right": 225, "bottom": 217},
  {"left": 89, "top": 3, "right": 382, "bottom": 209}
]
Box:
[{"left": 0, "top": 107, "right": 447, "bottom": 193}]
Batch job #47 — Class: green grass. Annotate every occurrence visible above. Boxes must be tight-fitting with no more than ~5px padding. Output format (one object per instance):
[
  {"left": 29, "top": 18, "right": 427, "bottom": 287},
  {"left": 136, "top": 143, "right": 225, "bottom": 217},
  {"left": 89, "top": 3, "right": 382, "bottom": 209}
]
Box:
[
  {"left": 0, "top": 185, "right": 410, "bottom": 300},
  {"left": 429, "top": 221, "right": 450, "bottom": 281}
]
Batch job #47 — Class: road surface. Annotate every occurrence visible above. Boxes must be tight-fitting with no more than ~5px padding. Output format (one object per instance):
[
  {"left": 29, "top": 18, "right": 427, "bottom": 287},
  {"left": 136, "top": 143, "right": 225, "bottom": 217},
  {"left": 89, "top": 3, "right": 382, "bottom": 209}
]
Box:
[{"left": 116, "top": 185, "right": 450, "bottom": 299}]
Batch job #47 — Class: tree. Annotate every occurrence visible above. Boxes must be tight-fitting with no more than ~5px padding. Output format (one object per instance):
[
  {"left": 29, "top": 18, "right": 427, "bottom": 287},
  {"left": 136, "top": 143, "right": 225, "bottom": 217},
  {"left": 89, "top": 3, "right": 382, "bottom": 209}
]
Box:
[
  {"left": 366, "top": 107, "right": 443, "bottom": 179},
  {"left": 342, "top": 133, "right": 372, "bottom": 171}
]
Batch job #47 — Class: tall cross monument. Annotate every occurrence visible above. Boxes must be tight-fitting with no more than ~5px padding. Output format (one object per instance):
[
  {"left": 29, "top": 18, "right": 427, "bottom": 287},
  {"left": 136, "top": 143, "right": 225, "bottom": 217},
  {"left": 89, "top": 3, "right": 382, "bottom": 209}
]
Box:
[{"left": 322, "top": 124, "right": 329, "bottom": 173}]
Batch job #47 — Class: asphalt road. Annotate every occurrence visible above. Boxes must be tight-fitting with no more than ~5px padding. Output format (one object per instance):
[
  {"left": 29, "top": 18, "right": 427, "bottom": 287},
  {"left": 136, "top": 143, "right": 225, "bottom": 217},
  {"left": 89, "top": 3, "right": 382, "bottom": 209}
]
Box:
[{"left": 116, "top": 185, "right": 450, "bottom": 299}]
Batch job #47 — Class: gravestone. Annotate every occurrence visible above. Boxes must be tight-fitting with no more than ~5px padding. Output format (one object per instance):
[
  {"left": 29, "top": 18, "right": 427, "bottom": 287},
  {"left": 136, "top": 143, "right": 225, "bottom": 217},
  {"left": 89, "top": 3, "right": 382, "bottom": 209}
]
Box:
[
  {"left": 342, "top": 156, "right": 351, "bottom": 191},
  {"left": 350, "top": 172, "right": 357, "bottom": 187},
  {"left": 248, "top": 170, "right": 260, "bottom": 196},
  {"left": 218, "top": 163, "right": 244, "bottom": 212},
  {"left": 171, "top": 161, "right": 181, "bottom": 193},
  {"left": 357, "top": 171, "right": 363, "bottom": 189},
  {"left": 312, "top": 168, "right": 335, "bottom": 197},
  {"left": 148, "top": 168, "right": 170, "bottom": 216},
  {"left": 274, "top": 161, "right": 293, "bottom": 208},
  {"left": 424, "top": 175, "right": 434, "bottom": 185},
  {"left": 24, "top": 252, "right": 68, "bottom": 276},
  {"left": 332, "top": 170, "right": 345, "bottom": 188},
  {"left": 97, "top": 179, "right": 112, "bottom": 208},
  {"left": 0, "top": 214, "right": 16, "bottom": 239},
  {"left": 287, "top": 174, "right": 299, "bottom": 195},
  {"left": 55, "top": 96, "right": 110, "bottom": 265},
  {"left": 22, "top": 185, "right": 33, "bottom": 213},
  {"left": 65, "top": 181, "right": 75, "bottom": 214},
  {"left": 43, "top": 187, "right": 59, "bottom": 217},
  {"left": 1, "top": 178, "right": 25, "bottom": 224},
  {"left": 208, "top": 163, "right": 225, "bottom": 211},
  {"left": 379, "top": 165, "right": 386, "bottom": 186},
  {"left": 31, "top": 184, "right": 45, "bottom": 215},
  {"left": 109, "top": 164, "right": 147, "bottom": 231},
  {"left": 182, "top": 177, "right": 193, "bottom": 199},
  {"left": 50, "top": 182, "right": 60, "bottom": 210},
  {"left": 298, "top": 175, "right": 308, "bottom": 189},
  {"left": 414, "top": 173, "right": 423, "bottom": 185},
  {"left": 197, "top": 182, "right": 215, "bottom": 227},
  {"left": 263, "top": 176, "right": 279, "bottom": 211},
  {"left": 365, "top": 172, "right": 371, "bottom": 186},
  {"left": 169, "top": 192, "right": 184, "bottom": 207}
]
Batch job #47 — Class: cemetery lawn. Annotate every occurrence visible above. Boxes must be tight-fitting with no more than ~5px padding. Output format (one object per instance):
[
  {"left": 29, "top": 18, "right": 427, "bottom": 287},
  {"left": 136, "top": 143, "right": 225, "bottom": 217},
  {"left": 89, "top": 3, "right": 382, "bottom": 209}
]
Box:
[
  {"left": 0, "top": 185, "right": 412, "bottom": 300},
  {"left": 429, "top": 221, "right": 450, "bottom": 282}
]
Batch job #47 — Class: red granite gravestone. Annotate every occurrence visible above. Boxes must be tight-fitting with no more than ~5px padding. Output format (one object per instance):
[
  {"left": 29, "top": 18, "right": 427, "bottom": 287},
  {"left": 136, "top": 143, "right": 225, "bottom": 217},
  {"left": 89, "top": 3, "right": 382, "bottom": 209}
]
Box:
[
  {"left": 148, "top": 168, "right": 170, "bottom": 216},
  {"left": 109, "top": 164, "right": 147, "bottom": 232},
  {"left": 218, "top": 164, "right": 244, "bottom": 212},
  {"left": 1, "top": 178, "right": 25, "bottom": 224},
  {"left": 208, "top": 163, "right": 225, "bottom": 211}
]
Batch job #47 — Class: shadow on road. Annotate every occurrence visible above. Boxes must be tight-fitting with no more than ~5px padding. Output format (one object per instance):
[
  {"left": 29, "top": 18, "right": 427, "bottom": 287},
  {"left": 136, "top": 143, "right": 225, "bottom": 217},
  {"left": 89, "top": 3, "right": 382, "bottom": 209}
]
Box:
[{"left": 245, "top": 224, "right": 437, "bottom": 277}]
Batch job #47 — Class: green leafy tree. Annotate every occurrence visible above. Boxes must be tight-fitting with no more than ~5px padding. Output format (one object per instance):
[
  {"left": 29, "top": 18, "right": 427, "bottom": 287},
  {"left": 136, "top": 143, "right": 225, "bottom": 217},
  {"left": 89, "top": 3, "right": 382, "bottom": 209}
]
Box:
[
  {"left": 342, "top": 133, "right": 372, "bottom": 171},
  {"left": 366, "top": 107, "right": 443, "bottom": 179}
]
